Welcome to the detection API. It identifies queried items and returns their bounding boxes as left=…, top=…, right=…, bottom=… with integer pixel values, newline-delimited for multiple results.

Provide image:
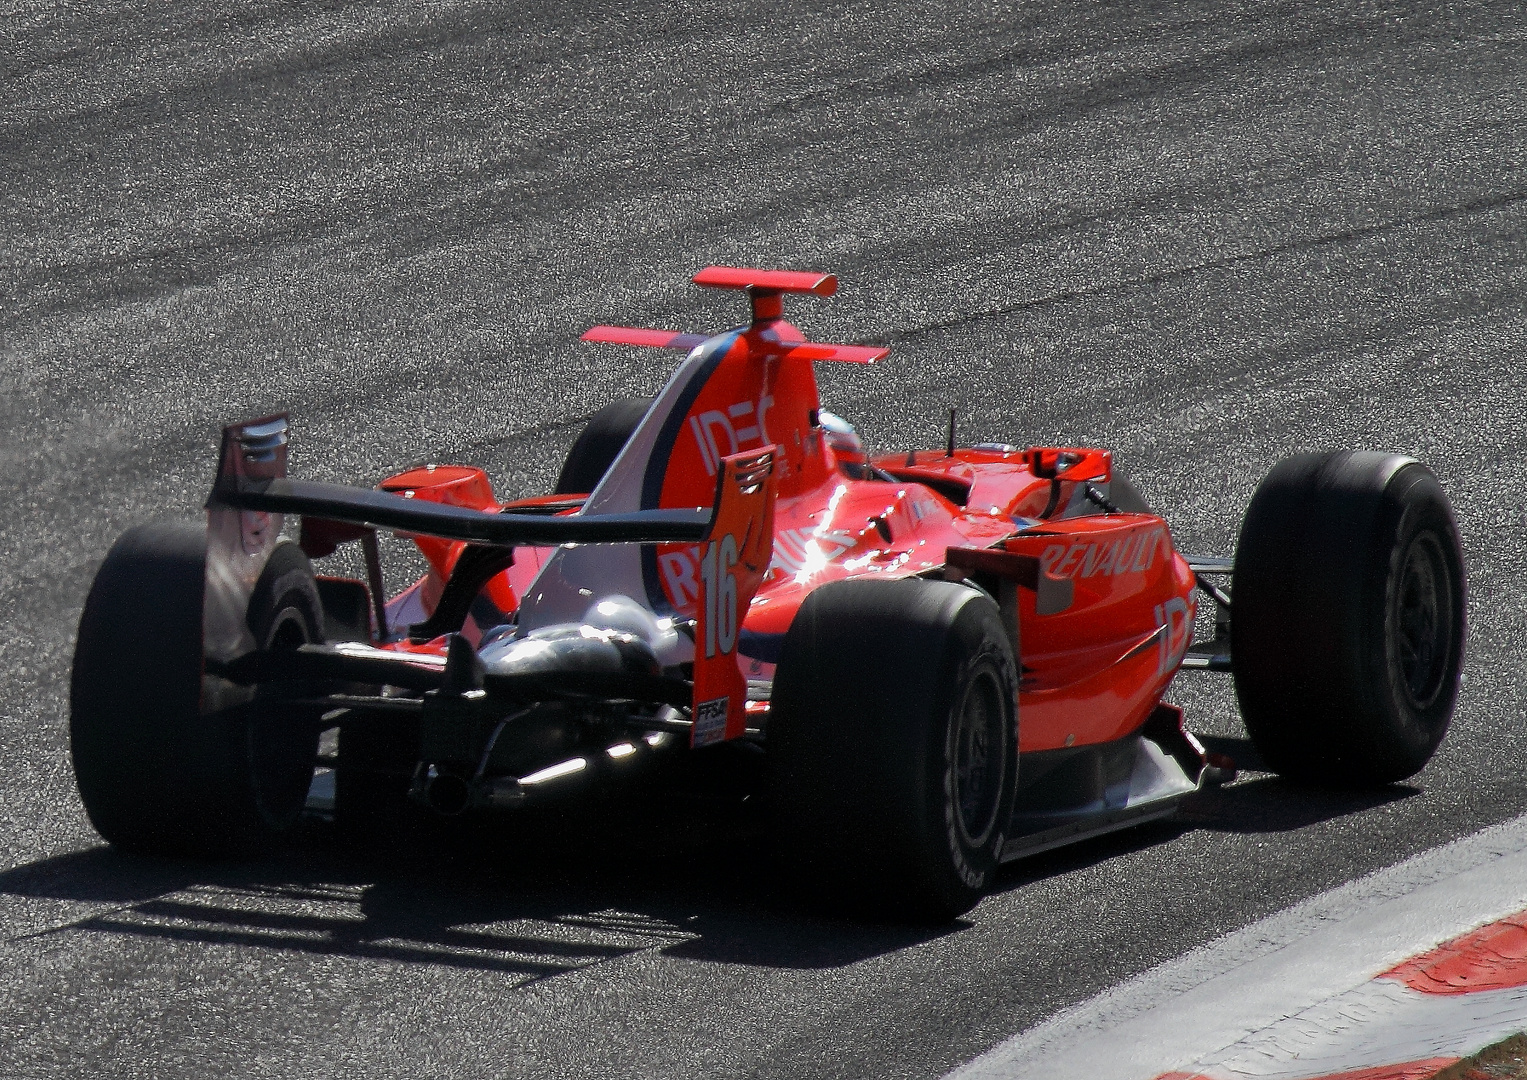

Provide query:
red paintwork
left=367, top=267, right=1200, bottom=757
left=1005, top=515, right=1196, bottom=750
left=582, top=326, right=707, bottom=352
left=1153, top=1067, right=1458, bottom=1080
left=1382, top=911, right=1527, bottom=995
left=692, top=266, right=837, bottom=295
left=375, top=464, right=529, bottom=636
left=778, top=340, right=888, bottom=364
left=690, top=449, right=778, bottom=743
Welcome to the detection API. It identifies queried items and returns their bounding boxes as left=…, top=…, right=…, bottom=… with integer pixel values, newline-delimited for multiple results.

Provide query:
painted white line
left=947, top=811, right=1527, bottom=1080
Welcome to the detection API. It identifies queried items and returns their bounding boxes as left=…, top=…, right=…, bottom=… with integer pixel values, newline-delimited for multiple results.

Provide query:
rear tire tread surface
left=553, top=395, right=654, bottom=495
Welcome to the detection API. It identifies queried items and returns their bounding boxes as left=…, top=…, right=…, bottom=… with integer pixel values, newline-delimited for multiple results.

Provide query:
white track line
left=948, top=811, right=1527, bottom=1080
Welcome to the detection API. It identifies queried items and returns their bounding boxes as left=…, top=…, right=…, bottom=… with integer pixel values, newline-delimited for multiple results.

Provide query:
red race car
left=70, top=267, right=1467, bottom=920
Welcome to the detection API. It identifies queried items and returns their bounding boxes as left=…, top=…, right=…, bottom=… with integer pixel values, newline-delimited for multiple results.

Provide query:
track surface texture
left=2, top=2, right=1525, bottom=1078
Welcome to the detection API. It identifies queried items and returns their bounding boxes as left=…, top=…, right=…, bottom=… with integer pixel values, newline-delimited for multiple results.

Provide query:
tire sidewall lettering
left=939, top=628, right=1016, bottom=893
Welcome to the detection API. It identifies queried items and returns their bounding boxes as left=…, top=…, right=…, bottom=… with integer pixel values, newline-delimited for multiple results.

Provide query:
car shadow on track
left=0, top=765, right=1416, bottom=982
left=987, top=766, right=1420, bottom=894
left=0, top=797, right=957, bottom=983
left=1179, top=773, right=1421, bottom=833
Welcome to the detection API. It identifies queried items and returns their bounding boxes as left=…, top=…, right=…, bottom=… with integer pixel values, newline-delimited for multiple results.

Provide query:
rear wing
left=208, top=416, right=710, bottom=547
left=201, top=415, right=777, bottom=746
left=202, top=414, right=721, bottom=662
left=582, top=264, right=890, bottom=365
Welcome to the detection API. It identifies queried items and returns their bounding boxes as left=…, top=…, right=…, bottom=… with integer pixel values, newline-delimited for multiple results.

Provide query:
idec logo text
left=688, top=396, right=773, bottom=476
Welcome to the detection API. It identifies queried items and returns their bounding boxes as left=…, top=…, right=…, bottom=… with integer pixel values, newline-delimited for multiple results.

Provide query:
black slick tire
left=1233, top=452, right=1466, bottom=785
left=768, top=577, right=1019, bottom=922
left=333, top=715, right=422, bottom=842
left=1108, top=474, right=1151, bottom=514
left=553, top=395, right=653, bottom=495
left=70, top=524, right=324, bottom=855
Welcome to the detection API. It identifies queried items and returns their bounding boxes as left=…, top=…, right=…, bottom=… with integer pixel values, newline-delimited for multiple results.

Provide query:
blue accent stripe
left=639, top=331, right=742, bottom=615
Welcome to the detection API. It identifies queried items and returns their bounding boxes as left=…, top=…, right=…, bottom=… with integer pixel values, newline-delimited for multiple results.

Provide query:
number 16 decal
left=691, top=448, right=776, bottom=748
left=699, top=533, right=739, bottom=659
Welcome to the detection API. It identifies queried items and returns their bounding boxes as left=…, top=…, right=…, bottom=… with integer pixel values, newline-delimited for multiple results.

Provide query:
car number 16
left=700, top=533, right=739, bottom=658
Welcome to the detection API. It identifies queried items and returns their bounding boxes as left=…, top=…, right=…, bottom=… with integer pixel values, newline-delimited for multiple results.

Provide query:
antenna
left=946, top=408, right=956, bottom=457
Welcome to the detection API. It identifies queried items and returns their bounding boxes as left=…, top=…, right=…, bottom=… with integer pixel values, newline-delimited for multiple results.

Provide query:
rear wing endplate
left=690, top=447, right=777, bottom=746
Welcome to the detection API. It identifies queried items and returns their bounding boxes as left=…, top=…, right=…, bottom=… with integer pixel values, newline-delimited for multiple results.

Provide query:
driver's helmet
left=819, top=410, right=867, bottom=477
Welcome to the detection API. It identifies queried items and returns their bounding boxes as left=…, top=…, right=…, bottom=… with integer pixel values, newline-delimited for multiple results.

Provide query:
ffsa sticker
left=692, top=696, right=729, bottom=746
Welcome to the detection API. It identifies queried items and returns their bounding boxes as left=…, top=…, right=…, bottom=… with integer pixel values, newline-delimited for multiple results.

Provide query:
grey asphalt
left=2, top=1, right=1524, bottom=1077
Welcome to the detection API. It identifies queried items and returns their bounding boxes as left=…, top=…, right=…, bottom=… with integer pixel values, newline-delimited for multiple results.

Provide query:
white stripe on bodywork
left=517, top=333, right=738, bottom=632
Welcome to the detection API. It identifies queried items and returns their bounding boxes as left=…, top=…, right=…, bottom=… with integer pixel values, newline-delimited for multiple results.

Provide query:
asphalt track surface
left=2, top=2, right=1524, bottom=1077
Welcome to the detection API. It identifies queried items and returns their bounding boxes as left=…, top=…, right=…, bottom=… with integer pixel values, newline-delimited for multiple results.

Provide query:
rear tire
left=768, top=578, right=1018, bottom=921
left=553, top=395, right=653, bottom=495
left=1108, top=474, right=1151, bottom=514
left=71, top=524, right=324, bottom=855
left=1233, top=452, right=1465, bottom=785
left=334, top=716, right=422, bottom=841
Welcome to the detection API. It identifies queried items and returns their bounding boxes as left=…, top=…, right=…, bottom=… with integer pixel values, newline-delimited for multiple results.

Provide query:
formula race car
left=70, top=267, right=1467, bottom=920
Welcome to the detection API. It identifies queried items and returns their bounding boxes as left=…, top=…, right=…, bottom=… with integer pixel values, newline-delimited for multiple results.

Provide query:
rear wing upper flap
left=692, top=266, right=838, bottom=295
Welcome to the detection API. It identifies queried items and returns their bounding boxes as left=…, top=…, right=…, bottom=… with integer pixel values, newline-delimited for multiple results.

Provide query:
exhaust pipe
left=476, top=756, right=589, bottom=809
left=416, top=731, right=683, bottom=814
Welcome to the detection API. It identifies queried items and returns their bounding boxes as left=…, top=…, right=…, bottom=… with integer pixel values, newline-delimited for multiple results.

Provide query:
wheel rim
left=1389, top=531, right=1456, bottom=711
left=951, top=666, right=1006, bottom=849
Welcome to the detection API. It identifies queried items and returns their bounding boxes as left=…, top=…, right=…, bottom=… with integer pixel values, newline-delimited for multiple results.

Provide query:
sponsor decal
left=1040, top=525, right=1167, bottom=580
left=699, top=534, right=739, bottom=659
left=1155, top=596, right=1193, bottom=674
left=692, top=696, right=729, bottom=746
left=659, top=526, right=859, bottom=604
left=658, top=545, right=705, bottom=610
left=688, top=396, right=774, bottom=476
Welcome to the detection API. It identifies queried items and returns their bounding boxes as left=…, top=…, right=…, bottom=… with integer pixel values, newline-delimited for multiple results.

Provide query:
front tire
left=553, top=395, right=653, bottom=495
left=1233, top=452, right=1466, bottom=785
left=768, top=578, right=1018, bottom=921
left=71, top=524, right=323, bottom=854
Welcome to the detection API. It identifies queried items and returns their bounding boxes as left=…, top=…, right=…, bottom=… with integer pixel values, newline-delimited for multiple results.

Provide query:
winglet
left=581, top=326, right=709, bottom=353
left=581, top=269, right=889, bottom=362
left=692, top=266, right=837, bottom=296
left=780, top=341, right=889, bottom=365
